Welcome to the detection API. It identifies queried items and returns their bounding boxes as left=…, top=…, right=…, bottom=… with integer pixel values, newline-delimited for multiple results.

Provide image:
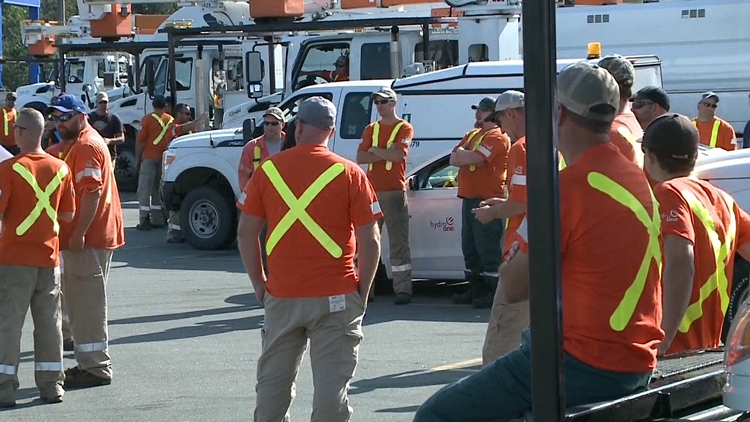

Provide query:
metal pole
left=523, top=0, right=565, bottom=421
left=265, top=36, right=276, bottom=93
left=168, top=33, right=178, bottom=102
left=58, top=46, right=66, bottom=92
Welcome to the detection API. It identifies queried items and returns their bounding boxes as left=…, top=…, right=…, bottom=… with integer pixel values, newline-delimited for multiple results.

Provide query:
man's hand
left=254, top=285, right=266, bottom=304
left=480, top=197, right=505, bottom=207
left=198, top=113, right=209, bottom=123
left=472, top=205, right=496, bottom=224
left=69, top=233, right=85, bottom=251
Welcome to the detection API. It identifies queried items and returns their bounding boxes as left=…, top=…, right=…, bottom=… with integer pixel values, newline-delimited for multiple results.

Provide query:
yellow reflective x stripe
left=253, top=145, right=261, bottom=171
left=466, top=129, right=489, bottom=172
left=151, top=114, right=174, bottom=145
left=12, top=162, right=69, bottom=236
left=692, top=120, right=721, bottom=148
left=2, top=109, right=12, bottom=136
left=370, top=121, right=406, bottom=171
left=587, top=172, right=662, bottom=332
left=262, top=161, right=345, bottom=258
left=678, top=190, right=735, bottom=332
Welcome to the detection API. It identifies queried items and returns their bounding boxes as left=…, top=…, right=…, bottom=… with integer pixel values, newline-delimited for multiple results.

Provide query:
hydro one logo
left=430, top=216, right=455, bottom=232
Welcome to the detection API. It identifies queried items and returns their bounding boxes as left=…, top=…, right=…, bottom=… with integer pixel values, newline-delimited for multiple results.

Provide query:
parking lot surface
left=5, top=193, right=491, bottom=422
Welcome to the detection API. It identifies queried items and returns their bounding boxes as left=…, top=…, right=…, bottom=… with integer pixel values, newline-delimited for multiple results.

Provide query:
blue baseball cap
left=46, top=94, right=87, bottom=114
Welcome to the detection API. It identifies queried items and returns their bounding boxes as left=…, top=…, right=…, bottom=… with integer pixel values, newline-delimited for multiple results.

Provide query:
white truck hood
left=169, top=128, right=244, bottom=149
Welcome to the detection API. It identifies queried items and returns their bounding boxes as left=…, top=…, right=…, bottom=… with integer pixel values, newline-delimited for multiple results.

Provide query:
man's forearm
left=238, top=233, right=266, bottom=291
left=105, top=134, right=125, bottom=145
left=356, top=151, right=381, bottom=164
left=660, top=264, right=695, bottom=353
left=356, top=224, right=381, bottom=299
left=452, top=149, right=484, bottom=167
left=135, top=143, right=144, bottom=162
left=371, top=147, right=406, bottom=163
left=73, top=191, right=101, bottom=237
left=491, top=200, right=526, bottom=220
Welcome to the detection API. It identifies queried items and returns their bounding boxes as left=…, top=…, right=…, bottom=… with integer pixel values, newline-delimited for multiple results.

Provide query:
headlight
left=162, top=150, right=176, bottom=175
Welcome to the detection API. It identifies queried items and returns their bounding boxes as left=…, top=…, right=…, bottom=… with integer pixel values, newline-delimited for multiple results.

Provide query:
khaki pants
left=59, top=255, right=73, bottom=341
left=255, top=292, right=365, bottom=422
left=137, top=158, right=165, bottom=225
left=377, top=190, right=412, bottom=295
left=0, top=265, right=64, bottom=401
left=166, top=211, right=183, bottom=240
left=481, top=277, right=530, bottom=365
left=61, top=249, right=113, bottom=379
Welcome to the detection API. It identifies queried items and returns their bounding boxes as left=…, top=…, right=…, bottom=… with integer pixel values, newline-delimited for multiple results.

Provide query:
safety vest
left=678, top=189, right=736, bottom=333
left=262, top=160, right=345, bottom=258
left=587, top=172, right=662, bottom=332
left=693, top=119, right=721, bottom=148
left=3, top=109, right=14, bottom=137
left=11, top=162, right=69, bottom=236
left=370, top=121, right=406, bottom=171
left=253, top=145, right=263, bottom=171
left=151, top=114, right=174, bottom=146
left=464, top=129, right=491, bottom=172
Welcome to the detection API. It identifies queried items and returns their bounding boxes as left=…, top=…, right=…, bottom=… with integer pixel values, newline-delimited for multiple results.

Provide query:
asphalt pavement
left=5, top=193, right=491, bottom=422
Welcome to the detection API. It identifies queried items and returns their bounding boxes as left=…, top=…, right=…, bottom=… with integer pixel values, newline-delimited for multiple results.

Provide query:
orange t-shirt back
left=609, top=111, right=643, bottom=165
left=358, top=120, right=414, bottom=192
left=1, top=107, right=17, bottom=148
left=239, top=144, right=382, bottom=298
left=655, top=177, right=750, bottom=354
left=454, top=127, right=510, bottom=200
left=518, top=142, right=664, bottom=373
left=0, top=153, right=76, bottom=267
left=503, top=136, right=528, bottom=257
left=694, top=117, right=736, bottom=151
left=137, top=112, right=174, bottom=160
left=60, top=124, right=124, bottom=250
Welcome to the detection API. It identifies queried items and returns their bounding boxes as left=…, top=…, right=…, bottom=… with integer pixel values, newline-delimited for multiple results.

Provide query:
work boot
left=452, top=273, right=481, bottom=304
left=63, top=366, right=111, bottom=390
left=136, top=220, right=152, bottom=231
left=394, top=292, right=412, bottom=305
left=473, top=275, right=499, bottom=309
left=39, top=383, right=64, bottom=404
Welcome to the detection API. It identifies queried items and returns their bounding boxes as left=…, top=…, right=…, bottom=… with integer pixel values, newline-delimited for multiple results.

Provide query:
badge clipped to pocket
left=329, top=294, right=346, bottom=313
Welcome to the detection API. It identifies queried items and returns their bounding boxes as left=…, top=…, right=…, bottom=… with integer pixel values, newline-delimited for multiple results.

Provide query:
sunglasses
left=52, top=113, right=76, bottom=123
left=263, top=121, right=280, bottom=126
left=631, top=100, right=654, bottom=110
left=373, top=99, right=391, bottom=105
left=701, top=102, right=718, bottom=109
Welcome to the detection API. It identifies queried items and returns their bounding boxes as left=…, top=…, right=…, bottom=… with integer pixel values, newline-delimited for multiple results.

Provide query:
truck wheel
left=180, top=186, right=237, bottom=250
left=722, top=254, right=750, bottom=343
left=114, top=149, right=138, bottom=192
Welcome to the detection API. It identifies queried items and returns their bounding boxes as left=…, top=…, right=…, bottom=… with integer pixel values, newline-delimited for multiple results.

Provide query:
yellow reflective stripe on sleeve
left=253, top=145, right=261, bottom=171
left=468, top=130, right=490, bottom=172
left=262, top=160, right=345, bottom=258
left=370, top=121, right=406, bottom=171
left=2, top=109, right=12, bottom=136
left=678, top=190, right=735, bottom=333
left=151, top=114, right=174, bottom=145
left=12, top=162, right=69, bottom=236
left=587, top=172, right=662, bottom=332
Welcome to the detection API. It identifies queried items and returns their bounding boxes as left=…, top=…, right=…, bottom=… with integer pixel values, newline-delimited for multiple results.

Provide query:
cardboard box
left=249, top=0, right=305, bottom=18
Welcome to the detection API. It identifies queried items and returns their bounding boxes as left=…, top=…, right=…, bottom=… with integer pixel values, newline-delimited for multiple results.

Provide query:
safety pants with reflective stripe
left=167, top=210, right=183, bottom=241
left=378, top=190, right=413, bottom=295
left=61, top=248, right=114, bottom=380
left=137, top=158, right=165, bottom=225
left=370, top=121, right=406, bottom=171
left=0, top=265, right=64, bottom=400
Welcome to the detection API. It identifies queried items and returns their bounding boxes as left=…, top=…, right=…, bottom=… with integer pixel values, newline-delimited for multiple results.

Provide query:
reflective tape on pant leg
left=169, top=224, right=181, bottom=231
left=392, top=264, right=412, bottom=272
left=35, top=362, right=63, bottom=371
left=150, top=205, right=162, bottom=210
left=0, top=364, right=17, bottom=375
left=139, top=206, right=151, bottom=211
left=76, top=342, right=108, bottom=353
left=481, top=272, right=499, bottom=278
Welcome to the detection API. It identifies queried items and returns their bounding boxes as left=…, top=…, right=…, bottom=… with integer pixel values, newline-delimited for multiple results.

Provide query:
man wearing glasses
left=239, top=107, right=286, bottom=190
left=1, top=93, right=19, bottom=156
left=693, top=91, right=736, bottom=151
left=631, top=86, right=671, bottom=131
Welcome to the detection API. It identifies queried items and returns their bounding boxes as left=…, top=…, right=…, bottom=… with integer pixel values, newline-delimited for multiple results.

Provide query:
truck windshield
left=65, top=61, right=86, bottom=84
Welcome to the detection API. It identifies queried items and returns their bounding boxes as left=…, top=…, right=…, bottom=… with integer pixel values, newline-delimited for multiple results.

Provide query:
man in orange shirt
left=357, top=87, right=414, bottom=305
left=0, top=108, right=75, bottom=407
left=136, top=95, right=173, bottom=230
left=632, top=86, right=671, bottom=130
left=472, top=91, right=532, bottom=363
left=449, top=97, right=510, bottom=309
left=598, top=54, right=644, bottom=166
left=415, top=61, right=664, bottom=421
left=643, top=114, right=750, bottom=356
left=693, top=92, right=737, bottom=151
left=237, top=97, right=381, bottom=421
left=238, top=107, right=286, bottom=190
left=48, top=94, right=125, bottom=390
left=1, top=93, right=18, bottom=156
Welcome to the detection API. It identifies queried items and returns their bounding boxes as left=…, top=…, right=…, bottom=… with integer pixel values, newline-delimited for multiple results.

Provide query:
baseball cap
left=6, top=92, right=17, bottom=101
left=598, top=54, right=635, bottom=87
left=642, top=114, right=698, bottom=162
left=297, top=96, right=336, bottom=130
left=557, top=61, right=619, bottom=123
left=152, top=95, right=167, bottom=109
left=46, top=93, right=87, bottom=114
left=494, top=90, right=525, bottom=112
left=701, top=91, right=719, bottom=102
left=95, top=92, right=109, bottom=103
left=263, top=107, right=284, bottom=121
left=471, top=97, right=496, bottom=111
left=633, top=86, right=670, bottom=111
left=372, top=87, right=397, bottom=102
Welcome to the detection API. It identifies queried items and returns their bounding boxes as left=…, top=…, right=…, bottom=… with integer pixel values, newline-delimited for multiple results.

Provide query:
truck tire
left=180, top=186, right=237, bottom=251
left=722, top=254, right=750, bottom=342
left=115, top=127, right=138, bottom=192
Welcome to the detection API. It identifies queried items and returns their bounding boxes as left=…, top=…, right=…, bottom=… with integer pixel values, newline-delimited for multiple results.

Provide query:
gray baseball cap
left=494, top=90, right=525, bottom=112
left=557, top=61, right=619, bottom=123
left=263, top=107, right=284, bottom=121
left=471, top=97, right=496, bottom=111
left=372, top=87, right=397, bottom=101
left=598, top=54, right=635, bottom=87
left=297, top=96, right=336, bottom=130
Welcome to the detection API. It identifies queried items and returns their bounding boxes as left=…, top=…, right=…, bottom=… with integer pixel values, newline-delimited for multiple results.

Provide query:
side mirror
left=126, top=65, right=134, bottom=89
left=408, top=175, right=419, bottom=191
left=245, top=51, right=264, bottom=99
left=242, top=118, right=256, bottom=144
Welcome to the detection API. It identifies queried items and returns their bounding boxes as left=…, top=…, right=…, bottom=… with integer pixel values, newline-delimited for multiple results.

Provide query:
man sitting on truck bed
left=414, top=61, right=664, bottom=422
left=643, top=114, right=750, bottom=356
